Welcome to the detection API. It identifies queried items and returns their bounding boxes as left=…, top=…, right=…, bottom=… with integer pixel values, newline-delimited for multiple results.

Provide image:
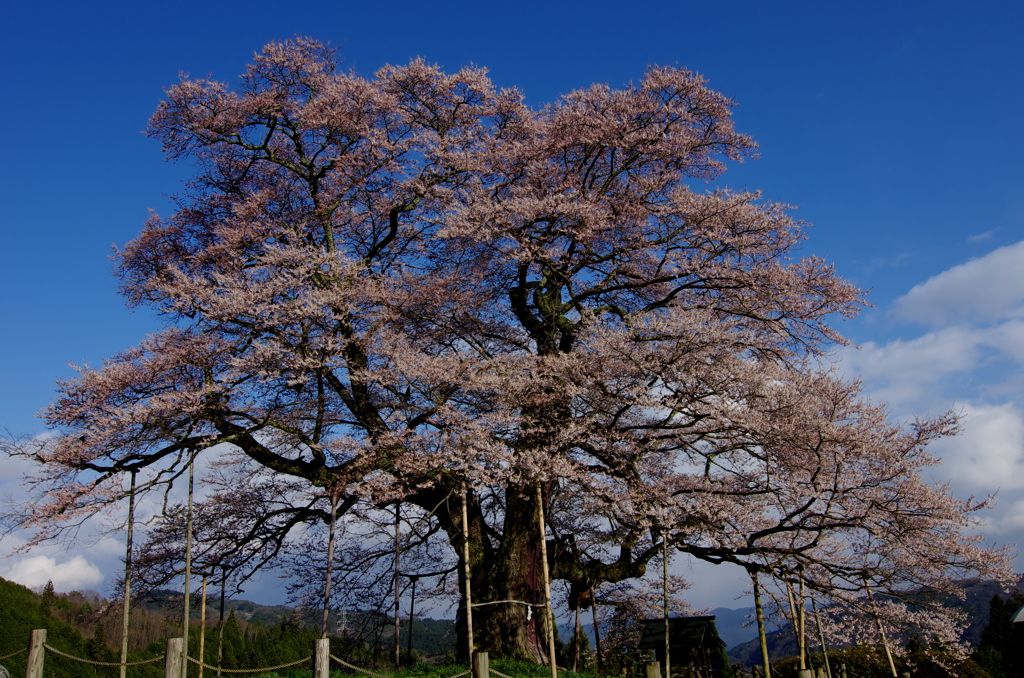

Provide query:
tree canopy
left=8, top=38, right=1011, bottom=662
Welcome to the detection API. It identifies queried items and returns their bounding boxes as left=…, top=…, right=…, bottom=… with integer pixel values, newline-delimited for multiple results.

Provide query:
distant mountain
left=707, top=607, right=785, bottom=649
left=136, top=588, right=297, bottom=626
left=724, top=576, right=1024, bottom=667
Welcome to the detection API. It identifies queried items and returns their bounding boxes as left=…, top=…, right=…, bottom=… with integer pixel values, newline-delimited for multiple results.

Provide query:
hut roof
left=637, top=616, right=726, bottom=653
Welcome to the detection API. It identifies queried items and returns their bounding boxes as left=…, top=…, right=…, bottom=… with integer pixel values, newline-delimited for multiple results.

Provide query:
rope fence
left=42, top=643, right=165, bottom=667
left=328, top=655, right=470, bottom=678
left=330, top=654, right=397, bottom=678
left=185, top=654, right=312, bottom=673
left=21, top=633, right=878, bottom=678
left=0, top=648, right=27, bottom=662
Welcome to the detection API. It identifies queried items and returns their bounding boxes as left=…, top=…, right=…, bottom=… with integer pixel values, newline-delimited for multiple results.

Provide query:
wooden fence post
left=314, top=637, right=330, bottom=678
left=25, top=629, right=46, bottom=678
left=166, top=638, right=184, bottom=678
left=472, top=651, right=489, bottom=678
left=645, top=660, right=662, bottom=678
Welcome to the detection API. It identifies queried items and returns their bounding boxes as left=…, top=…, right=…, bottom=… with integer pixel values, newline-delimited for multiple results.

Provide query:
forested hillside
left=0, top=576, right=456, bottom=676
left=0, top=576, right=107, bottom=678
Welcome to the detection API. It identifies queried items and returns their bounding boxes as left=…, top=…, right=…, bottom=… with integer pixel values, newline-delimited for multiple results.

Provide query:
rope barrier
left=42, top=644, right=164, bottom=667
left=490, top=667, right=566, bottom=678
left=329, top=654, right=397, bottom=678
left=184, top=654, right=312, bottom=673
left=324, top=657, right=470, bottom=678
left=0, top=648, right=27, bottom=662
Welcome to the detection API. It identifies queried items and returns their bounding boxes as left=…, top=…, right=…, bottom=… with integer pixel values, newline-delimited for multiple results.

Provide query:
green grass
left=211, top=656, right=604, bottom=678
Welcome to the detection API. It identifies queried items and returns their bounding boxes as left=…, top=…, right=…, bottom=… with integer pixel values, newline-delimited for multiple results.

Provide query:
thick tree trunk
left=435, top=482, right=554, bottom=662
left=448, top=486, right=550, bottom=662
left=478, top=488, right=549, bottom=661
left=425, top=476, right=654, bottom=664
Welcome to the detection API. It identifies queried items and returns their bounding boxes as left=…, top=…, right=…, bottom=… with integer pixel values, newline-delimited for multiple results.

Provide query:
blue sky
left=2, top=0, right=1023, bottom=611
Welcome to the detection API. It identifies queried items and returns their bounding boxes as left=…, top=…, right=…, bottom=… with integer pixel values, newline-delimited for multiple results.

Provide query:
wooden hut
left=637, top=616, right=729, bottom=678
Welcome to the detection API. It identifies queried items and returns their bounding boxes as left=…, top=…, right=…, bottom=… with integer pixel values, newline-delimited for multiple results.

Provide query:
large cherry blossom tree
left=9, top=38, right=1009, bottom=662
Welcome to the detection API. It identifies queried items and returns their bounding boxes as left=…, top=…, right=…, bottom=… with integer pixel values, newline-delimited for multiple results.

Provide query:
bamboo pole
left=663, top=537, right=671, bottom=678
left=322, top=490, right=339, bottom=638
left=811, top=598, right=832, bottom=678
left=591, top=588, right=604, bottom=675
left=864, top=582, right=897, bottom=678
left=217, top=569, right=226, bottom=678
left=536, top=483, right=558, bottom=678
left=198, top=577, right=207, bottom=678
left=183, top=457, right=195, bottom=678
left=393, top=503, right=402, bottom=669
left=407, top=576, right=417, bottom=663
left=751, top=571, right=771, bottom=678
left=120, top=470, right=137, bottom=678
left=794, top=577, right=802, bottom=671
left=461, top=482, right=475, bottom=667
left=785, top=581, right=804, bottom=671
left=572, top=599, right=581, bottom=673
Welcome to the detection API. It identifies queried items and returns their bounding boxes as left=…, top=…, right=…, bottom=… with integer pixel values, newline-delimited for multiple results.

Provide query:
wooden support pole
left=407, top=576, right=417, bottom=664
left=811, top=598, right=832, bottom=678
left=217, top=569, right=226, bottom=678
left=26, top=629, right=46, bottom=678
left=393, top=503, right=401, bottom=669
left=751, top=572, right=771, bottom=678
left=786, top=582, right=804, bottom=672
left=183, top=459, right=195, bottom=678
left=663, top=537, right=670, bottom=678
left=120, top=470, right=136, bottom=678
left=461, top=482, right=475, bottom=668
left=536, top=483, right=558, bottom=678
left=166, top=638, right=184, bottom=678
left=572, top=600, right=581, bottom=673
left=314, top=637, right=330, bottom=678
left=591, top=588, right=604, bottom=675
left=864, top=582, right=897, bottom=678
left=798, top=578, right=807, bottom=671
left=322, top=490, right=339, bottom=638
left=198, top=576, right=208, bottom=678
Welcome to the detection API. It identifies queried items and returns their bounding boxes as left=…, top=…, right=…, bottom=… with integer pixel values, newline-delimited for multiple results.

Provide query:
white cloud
left=968, top=229, right=999, bottom=243
left=839, top=326, right=981, bottom=407
left=976, top=495, right=1024, bottom=538
left=0, top=554, right=103, bottom=591
left=892, top=240, right=1024, bottom=327
left=836, top=245, right=1024, bottom=570
left=932, top=402, right=1024, bottom=492
left=986, top=319, right=1024, bottom=364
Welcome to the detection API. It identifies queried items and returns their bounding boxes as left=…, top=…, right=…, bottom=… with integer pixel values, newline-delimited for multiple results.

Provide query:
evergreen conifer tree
left=974, top=591, right=1024, bottom=678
